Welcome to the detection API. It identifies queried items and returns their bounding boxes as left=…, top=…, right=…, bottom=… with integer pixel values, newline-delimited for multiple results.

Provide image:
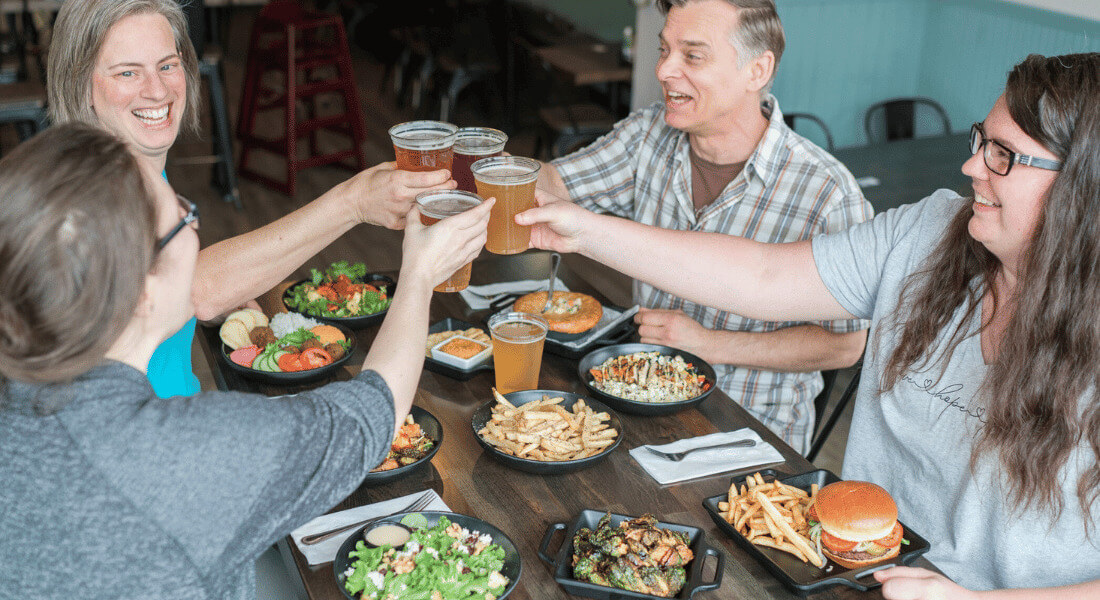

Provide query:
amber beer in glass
left=471, top=156, right=541, bottom=254
left=388, top=120, right=458, bottom=172
left=488, top=312, right=548, bottom=394
left=415, top=190, right=483, bottom=292
left=453, top=127, right=508, bottom=193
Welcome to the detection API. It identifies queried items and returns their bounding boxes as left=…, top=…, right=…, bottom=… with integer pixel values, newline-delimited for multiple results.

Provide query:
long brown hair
left=0, top=124, right=156, bottom=386
left=882, top=53, right=1100, bottom=529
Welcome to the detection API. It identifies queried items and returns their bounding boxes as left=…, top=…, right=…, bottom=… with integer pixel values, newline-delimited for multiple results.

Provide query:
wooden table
left=535, top=42, right=632, bottom=119
left=833, top=133, right=971, bottom=213
left=198, top=251, right=931, bottom=600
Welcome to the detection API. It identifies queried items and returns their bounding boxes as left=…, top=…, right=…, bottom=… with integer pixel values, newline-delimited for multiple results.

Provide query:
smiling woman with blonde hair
left=46, top=0, right=459, bottom=398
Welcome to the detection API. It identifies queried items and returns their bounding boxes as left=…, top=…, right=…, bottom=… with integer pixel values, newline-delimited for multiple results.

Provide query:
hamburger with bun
left=807, top=480, right=904, bottom=569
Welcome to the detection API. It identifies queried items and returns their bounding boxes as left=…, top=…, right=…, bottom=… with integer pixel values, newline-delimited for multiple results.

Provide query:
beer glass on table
left=488, top=312, right=548, bottom=394
left=415, top=190, right=483, bottom=293
left=471, top=156, right=540, bottom=255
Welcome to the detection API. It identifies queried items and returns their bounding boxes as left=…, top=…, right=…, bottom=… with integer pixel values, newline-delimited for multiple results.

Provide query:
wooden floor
left=170, top=8, right=852, bottom=475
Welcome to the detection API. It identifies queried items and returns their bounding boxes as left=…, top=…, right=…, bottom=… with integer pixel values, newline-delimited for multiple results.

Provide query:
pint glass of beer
left=488, top=312, right=548, bottom=393
left=453, top=127, right=507, bottom=193
left=415, top=190, right=483, bottom=292
left=389, top=120, right=458, bottom=172
left=471, top=156, right=540, bottom=255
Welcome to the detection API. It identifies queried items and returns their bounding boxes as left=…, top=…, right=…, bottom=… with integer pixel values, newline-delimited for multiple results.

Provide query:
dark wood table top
left=535, top=42, right=633, bottom=87
left=198, top=251, right=928, bottom=600
left=833, top=133, right=971, bottom=214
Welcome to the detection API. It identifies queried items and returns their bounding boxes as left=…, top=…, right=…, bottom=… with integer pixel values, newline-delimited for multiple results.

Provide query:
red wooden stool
left=236, top=0, right=367, bottom=196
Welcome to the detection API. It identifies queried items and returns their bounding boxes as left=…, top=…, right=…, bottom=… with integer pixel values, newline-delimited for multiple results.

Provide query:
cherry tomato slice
left=300, top=347, right=333, bottom=370
left=821, top=529, right=858, bottom=553
left=875, top=522, right=904, bottom=548
left=277, top=353, right=303, bottom=372
left=229, top=345, right=261, bottom=368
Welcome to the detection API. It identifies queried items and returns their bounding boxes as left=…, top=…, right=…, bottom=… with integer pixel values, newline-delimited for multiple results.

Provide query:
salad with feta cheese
left=343, top=515, right=511, bottom=600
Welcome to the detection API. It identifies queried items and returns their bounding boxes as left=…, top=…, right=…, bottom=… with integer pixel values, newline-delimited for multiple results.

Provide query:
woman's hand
left=400, top=199, right=493, bottom=290
left=875, top=567, right=979, bottom=600
left=345, top=162, right=456, bottom=229
left=515, top=188, right=596, bottom=254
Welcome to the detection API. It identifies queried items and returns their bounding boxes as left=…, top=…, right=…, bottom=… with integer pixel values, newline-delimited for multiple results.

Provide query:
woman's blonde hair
left=47, top=0, right=200, bottom=134
left=0, top=124, right=156, bottom=385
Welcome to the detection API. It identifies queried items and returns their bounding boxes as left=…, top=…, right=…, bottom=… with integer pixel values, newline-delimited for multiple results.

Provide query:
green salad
left=285, top=261, right=391, bottom=318
left=343, top=515, right=511, bottom=600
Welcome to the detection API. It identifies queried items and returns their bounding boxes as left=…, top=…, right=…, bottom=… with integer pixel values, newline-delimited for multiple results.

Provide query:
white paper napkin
left=459, top=279, right=569, bottom=310
left=630, top=428, right=785, bottom=485
left=290, top=489, right=450, bottom=565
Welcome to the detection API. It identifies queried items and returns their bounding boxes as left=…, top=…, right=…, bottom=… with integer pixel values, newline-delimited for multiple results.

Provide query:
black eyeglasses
left=156, top=194, right=199, bottom=250
left=969, top=122, right=1062, bottom=176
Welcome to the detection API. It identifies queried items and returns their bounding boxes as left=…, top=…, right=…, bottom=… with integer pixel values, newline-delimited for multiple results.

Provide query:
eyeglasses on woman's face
left=969, top=122, right=1063, bottom=177
left=156, top=194, right=199, bottom=250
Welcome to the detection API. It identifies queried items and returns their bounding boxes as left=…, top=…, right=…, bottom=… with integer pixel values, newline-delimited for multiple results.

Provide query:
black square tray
left=486, top=295, right=637, bottom=360
left=424, top=318, right=493, bottom=381
left=702, top=469, right=931, bottom=595
left=537, top=510, right=723, bottom=600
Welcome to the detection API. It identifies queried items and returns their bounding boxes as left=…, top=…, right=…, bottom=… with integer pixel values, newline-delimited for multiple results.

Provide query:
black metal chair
left=783, top=112, right=835, bottom=152
left=864, top=96, right=951, bottom=144
left=807, top=362, right=862, bottom=463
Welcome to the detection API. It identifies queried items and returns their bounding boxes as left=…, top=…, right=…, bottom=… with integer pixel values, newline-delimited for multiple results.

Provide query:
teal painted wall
left=768, top=0, right=1100, bottom=147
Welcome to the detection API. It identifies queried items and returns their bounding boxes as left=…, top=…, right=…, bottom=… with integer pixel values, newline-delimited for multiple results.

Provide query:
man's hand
left=345, top=162, right=456, bottom=229
left=517, top=188, right=594, bottom=254
left=875, top=567, right=979, bottom=600
left=634, top=308, right=715, bottom=362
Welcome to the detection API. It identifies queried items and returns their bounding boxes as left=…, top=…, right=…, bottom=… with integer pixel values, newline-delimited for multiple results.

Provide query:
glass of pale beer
left=471, top=156, right=540, bottom=255
left=415, top=190, right=483, bottom=292
left=487, top=312, right=548, bottom=393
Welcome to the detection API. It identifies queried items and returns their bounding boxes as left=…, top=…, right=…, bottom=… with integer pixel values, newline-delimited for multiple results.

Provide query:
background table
left=833, top=133, right=971, bottom=213
left=198, top=251, right=932, bottom=600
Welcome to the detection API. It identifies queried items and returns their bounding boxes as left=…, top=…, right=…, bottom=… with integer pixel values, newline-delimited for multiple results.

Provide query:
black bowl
left=471, top=390, right=623, bottom=474
left=334, top=511, right=522, bottom=600
left=577, top=343, right=717, bottom=416
left=219, top=322, right=355, bottom=385
left=360, top=405, right=443, bottom=486
left=282, top=274, right=396, bottom=329
left=537, top=510, right=723, bottom=600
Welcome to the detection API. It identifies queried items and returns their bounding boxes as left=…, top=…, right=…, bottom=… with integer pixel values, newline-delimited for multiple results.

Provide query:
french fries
left=716, top=472, right=825, bottom=568
left=477, top=389, right=618, bottom=461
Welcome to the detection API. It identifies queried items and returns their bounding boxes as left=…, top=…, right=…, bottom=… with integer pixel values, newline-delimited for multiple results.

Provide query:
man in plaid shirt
left=536, top=0, right=872, bottom=453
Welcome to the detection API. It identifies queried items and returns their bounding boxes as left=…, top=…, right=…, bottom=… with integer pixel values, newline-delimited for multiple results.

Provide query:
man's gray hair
left=657, top=0, right=785, bottom=91
left=47, top=0, right=200, bottom=134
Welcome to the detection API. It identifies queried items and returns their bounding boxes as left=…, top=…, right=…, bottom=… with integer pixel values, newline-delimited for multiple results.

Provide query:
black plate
left=702, top=469, right=932, bottom=595
left=424, top=318, right=494, bottom=381
left=219, top=322, right=355, bottom=385
left=487, top=296, right=638, bottom=360
left=577, top=343, right=717, bottom=416
left=537, top=510, right=723, bottom=600
left=360, top=406, right=443, bottom=486
left=334, top=511, right=522, bottom=600
left=471, top=390, right=623, bottom=474
left=282, top=274, right=395, bottom=329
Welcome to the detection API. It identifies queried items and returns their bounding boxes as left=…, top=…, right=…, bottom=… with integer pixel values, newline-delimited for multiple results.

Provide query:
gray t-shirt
left=813, top=189, right=1100, bottom=590
left=0, top=361, right=395, bottom=599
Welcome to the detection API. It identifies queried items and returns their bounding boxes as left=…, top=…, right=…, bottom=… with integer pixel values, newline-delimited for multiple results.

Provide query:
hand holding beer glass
left=488, top=312, right=548, bottom=393
left=415, top=190, right=484, bottom=293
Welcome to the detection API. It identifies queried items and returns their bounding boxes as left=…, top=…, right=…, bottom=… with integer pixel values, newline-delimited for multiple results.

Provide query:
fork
left=644, top=439, right=757, bottom=462
left=300, top=491, right=436, bottom=545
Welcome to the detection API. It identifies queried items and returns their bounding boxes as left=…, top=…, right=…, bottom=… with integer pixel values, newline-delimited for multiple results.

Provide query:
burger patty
left=826, top=547, right=893, bottom=562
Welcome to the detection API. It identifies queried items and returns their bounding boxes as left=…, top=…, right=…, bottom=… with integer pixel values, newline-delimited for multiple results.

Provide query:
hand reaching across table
left=345, top=162, right=456, bottom=230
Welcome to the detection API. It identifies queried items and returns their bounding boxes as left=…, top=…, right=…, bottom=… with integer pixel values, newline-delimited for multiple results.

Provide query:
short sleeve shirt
left=552, top=97, right=873, bottom=453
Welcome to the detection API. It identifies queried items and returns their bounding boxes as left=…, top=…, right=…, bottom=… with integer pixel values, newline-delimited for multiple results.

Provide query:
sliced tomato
left=806, top=505, right=818, bottom=522
left=277, top=352, right=303, bottom=372
left=874, top=522, right=904, bottom=548
left=300, top=347, right=333, bottom=370
left=229, top=345, right=261, bottom=368
left=820, top=529, right=858, bottom=553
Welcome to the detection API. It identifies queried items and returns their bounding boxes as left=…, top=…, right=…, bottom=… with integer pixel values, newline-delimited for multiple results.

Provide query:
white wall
left=631, top=4, right=665, bottom=111
left=1001, top=0, right=1100, bottom=21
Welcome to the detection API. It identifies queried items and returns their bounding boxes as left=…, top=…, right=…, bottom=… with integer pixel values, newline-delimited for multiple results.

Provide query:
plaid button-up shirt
left=552, top=97, right=872, bottom=453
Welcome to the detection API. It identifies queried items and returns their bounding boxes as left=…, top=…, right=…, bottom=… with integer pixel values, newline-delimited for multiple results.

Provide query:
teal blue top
left=148, top=170, right=200, bottom=398
left=148, top=318, right=200, bottom=397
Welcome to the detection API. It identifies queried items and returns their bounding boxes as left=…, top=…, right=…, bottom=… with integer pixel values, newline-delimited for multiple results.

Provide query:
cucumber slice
left=400, top=513, right=428, bottom=530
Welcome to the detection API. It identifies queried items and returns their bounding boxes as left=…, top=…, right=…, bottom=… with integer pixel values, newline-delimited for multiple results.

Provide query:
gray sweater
left=0, top=361, right=395, bottom=599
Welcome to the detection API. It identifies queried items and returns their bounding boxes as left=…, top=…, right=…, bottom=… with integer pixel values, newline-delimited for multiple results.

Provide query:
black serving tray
left=487, top=295, right=638, bottom=360
left=283, top=274, right=395, bottom=329
left=471, top=390, right=623, bottom=474
left=334, top=511, right=522, bottom=600
left=537, top=510, right=723, bottom=600
left=424, top=318, right=494, bottom=381
left=219, top=322, right=356, bottom=385
left=702, top=469, right=931, bottom=595
left=360, top=405, right=443, bottom=486
left=577, top=343, right=717, bottom=416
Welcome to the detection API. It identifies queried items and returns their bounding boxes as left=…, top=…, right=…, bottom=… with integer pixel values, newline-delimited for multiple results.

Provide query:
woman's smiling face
left=90, top=13, right=185, bottom=163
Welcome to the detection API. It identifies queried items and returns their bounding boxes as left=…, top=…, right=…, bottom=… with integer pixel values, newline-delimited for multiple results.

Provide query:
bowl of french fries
left=472, top=389, right=623, bottom=474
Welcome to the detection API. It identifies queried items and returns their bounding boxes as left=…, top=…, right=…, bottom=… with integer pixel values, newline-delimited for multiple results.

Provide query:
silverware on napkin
left=644, top=439, right=757, bottom=462
left=299, top=491, right=435, bottom=546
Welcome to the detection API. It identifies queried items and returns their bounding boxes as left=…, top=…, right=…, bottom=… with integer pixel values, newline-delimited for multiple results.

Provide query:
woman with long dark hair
left=520, top=53, right=1100, bottom=597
